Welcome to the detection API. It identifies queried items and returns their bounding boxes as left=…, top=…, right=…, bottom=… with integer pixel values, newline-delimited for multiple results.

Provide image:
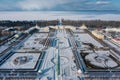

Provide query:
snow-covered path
left=40, top=29, right=78, bottom=80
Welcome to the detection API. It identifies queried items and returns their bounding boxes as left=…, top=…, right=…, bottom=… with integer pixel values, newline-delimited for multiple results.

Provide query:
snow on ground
left=39, top=47, right=57, bottom=80
left=40, top=29, right=78, bottom=80
left=34, top=33, right=48, bottom=38
left=20, top=33, right=48, bottom=50
left=0, top=11, right=120, bottom=21
left=22, top=39, right=43, bottom=50
left=56, top=30, right=69, bottom=48
left=73, top=29, right=85, bottom=33
left=0, top=45, right=8, bottom=53
left=0, top=53, right=40, bottom=69
left=0, top=32, right=48, bottom=69
left=104, top=40, right=120, bottom=52
left=85, top=51, right=118, bottom=68
left=56, top=30, right=78, bottom=79
left=75, top=33, right=103, bottom=47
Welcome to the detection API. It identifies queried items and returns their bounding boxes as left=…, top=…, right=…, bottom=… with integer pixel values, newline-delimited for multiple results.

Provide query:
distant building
left=80, top=24, right=87, bottom=29
left=65, top=26, right=76, bottom=30
left=92, top=30, right=104, bottom=39
left=112, top=38, right=120, bottom=45
left=105, top=28, right=120, bottom=32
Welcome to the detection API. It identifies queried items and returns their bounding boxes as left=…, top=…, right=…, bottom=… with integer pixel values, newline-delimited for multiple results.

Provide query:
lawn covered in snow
left=0, top=53, right=40, bottom=69
left=75, top=33, right=103, bottom=47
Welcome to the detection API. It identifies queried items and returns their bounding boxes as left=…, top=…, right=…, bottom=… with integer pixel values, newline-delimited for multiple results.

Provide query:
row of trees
left=62, top=20, right=120, bottom=28
left=0, top=20, right=59, bottom=28
left=0, top=20, right=120, bottom=28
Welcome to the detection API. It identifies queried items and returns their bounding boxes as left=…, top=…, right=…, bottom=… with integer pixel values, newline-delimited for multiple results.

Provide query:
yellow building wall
left=92, top=31, right=104, bottom=39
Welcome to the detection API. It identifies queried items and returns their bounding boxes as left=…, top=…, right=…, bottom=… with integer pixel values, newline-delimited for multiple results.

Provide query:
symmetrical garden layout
left=0, top=25, right=120, bottom=80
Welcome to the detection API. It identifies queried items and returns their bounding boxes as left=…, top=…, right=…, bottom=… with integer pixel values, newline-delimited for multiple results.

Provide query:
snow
left=104, top=40, right=120, bottom=52
left=85, top=51, right=118, bottom=68
left=106, top=60, right=118, bottom=68
left=56, top=30, right=69, bottom=48
left=0, top=11, right=120, bottom=21
left=20, top=33, right=48, bottom=50
left=0, top=32, right=48, bottom=69
left=39, top=29, right=78, bottom=79
left=2, top=26, right=120, bottom=79
left=0, top=53, right=40, bottom=69
left=73, top=29, right=85, bottom=33
left=75, top=33, right=103, bottom=47
left=0, top=45, right=8, bottom=53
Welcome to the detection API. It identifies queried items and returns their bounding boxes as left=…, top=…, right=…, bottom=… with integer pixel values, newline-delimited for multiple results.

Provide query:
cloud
left=96, top=1, right=111, bottom=5
left=18, top=0, right=71, bottom=10
left=0, top=0, right=118, bottom=11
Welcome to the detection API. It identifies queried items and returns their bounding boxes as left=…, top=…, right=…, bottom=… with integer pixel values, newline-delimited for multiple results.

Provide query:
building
left=80, top=24, right=88, bottom=30
left=92, top=30, right=104, bottom=39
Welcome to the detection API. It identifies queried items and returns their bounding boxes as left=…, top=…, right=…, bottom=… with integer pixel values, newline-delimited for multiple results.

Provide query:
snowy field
left=85, top=51, right=118, bottom=68
left=75, top=33, right=103, bottom=47
left=0, top=11, right=120, bottom=21
left=56, top=30, right=69, bottom=48
left=0, top=53, right=40, bottom=69
left=20, top=33, right=48, bottom=50
left=40, top=29, right=78, bottom=80
left=0, top=45, right=8, bottom=53
left=73, top=29, right=85, bottom=33
left=104, top=40, right=120, bottom=52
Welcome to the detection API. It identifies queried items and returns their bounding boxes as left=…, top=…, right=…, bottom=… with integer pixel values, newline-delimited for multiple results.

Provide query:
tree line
left=62, top=20, right=120, bottom=28
left=0, top=20, right=59, bottom=28
left=0, top=20, right=120, bottom=29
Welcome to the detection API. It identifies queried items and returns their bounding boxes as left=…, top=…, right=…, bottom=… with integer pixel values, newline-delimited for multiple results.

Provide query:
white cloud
left=18, top=0, right=71, bottom=10
left=96, top=1, right=111, bottom=5
left=0, top=0, right=114, bottom=11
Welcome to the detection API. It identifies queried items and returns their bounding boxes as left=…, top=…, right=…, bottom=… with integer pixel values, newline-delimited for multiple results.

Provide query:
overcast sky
left=0, top=0, right=120, bottom=11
